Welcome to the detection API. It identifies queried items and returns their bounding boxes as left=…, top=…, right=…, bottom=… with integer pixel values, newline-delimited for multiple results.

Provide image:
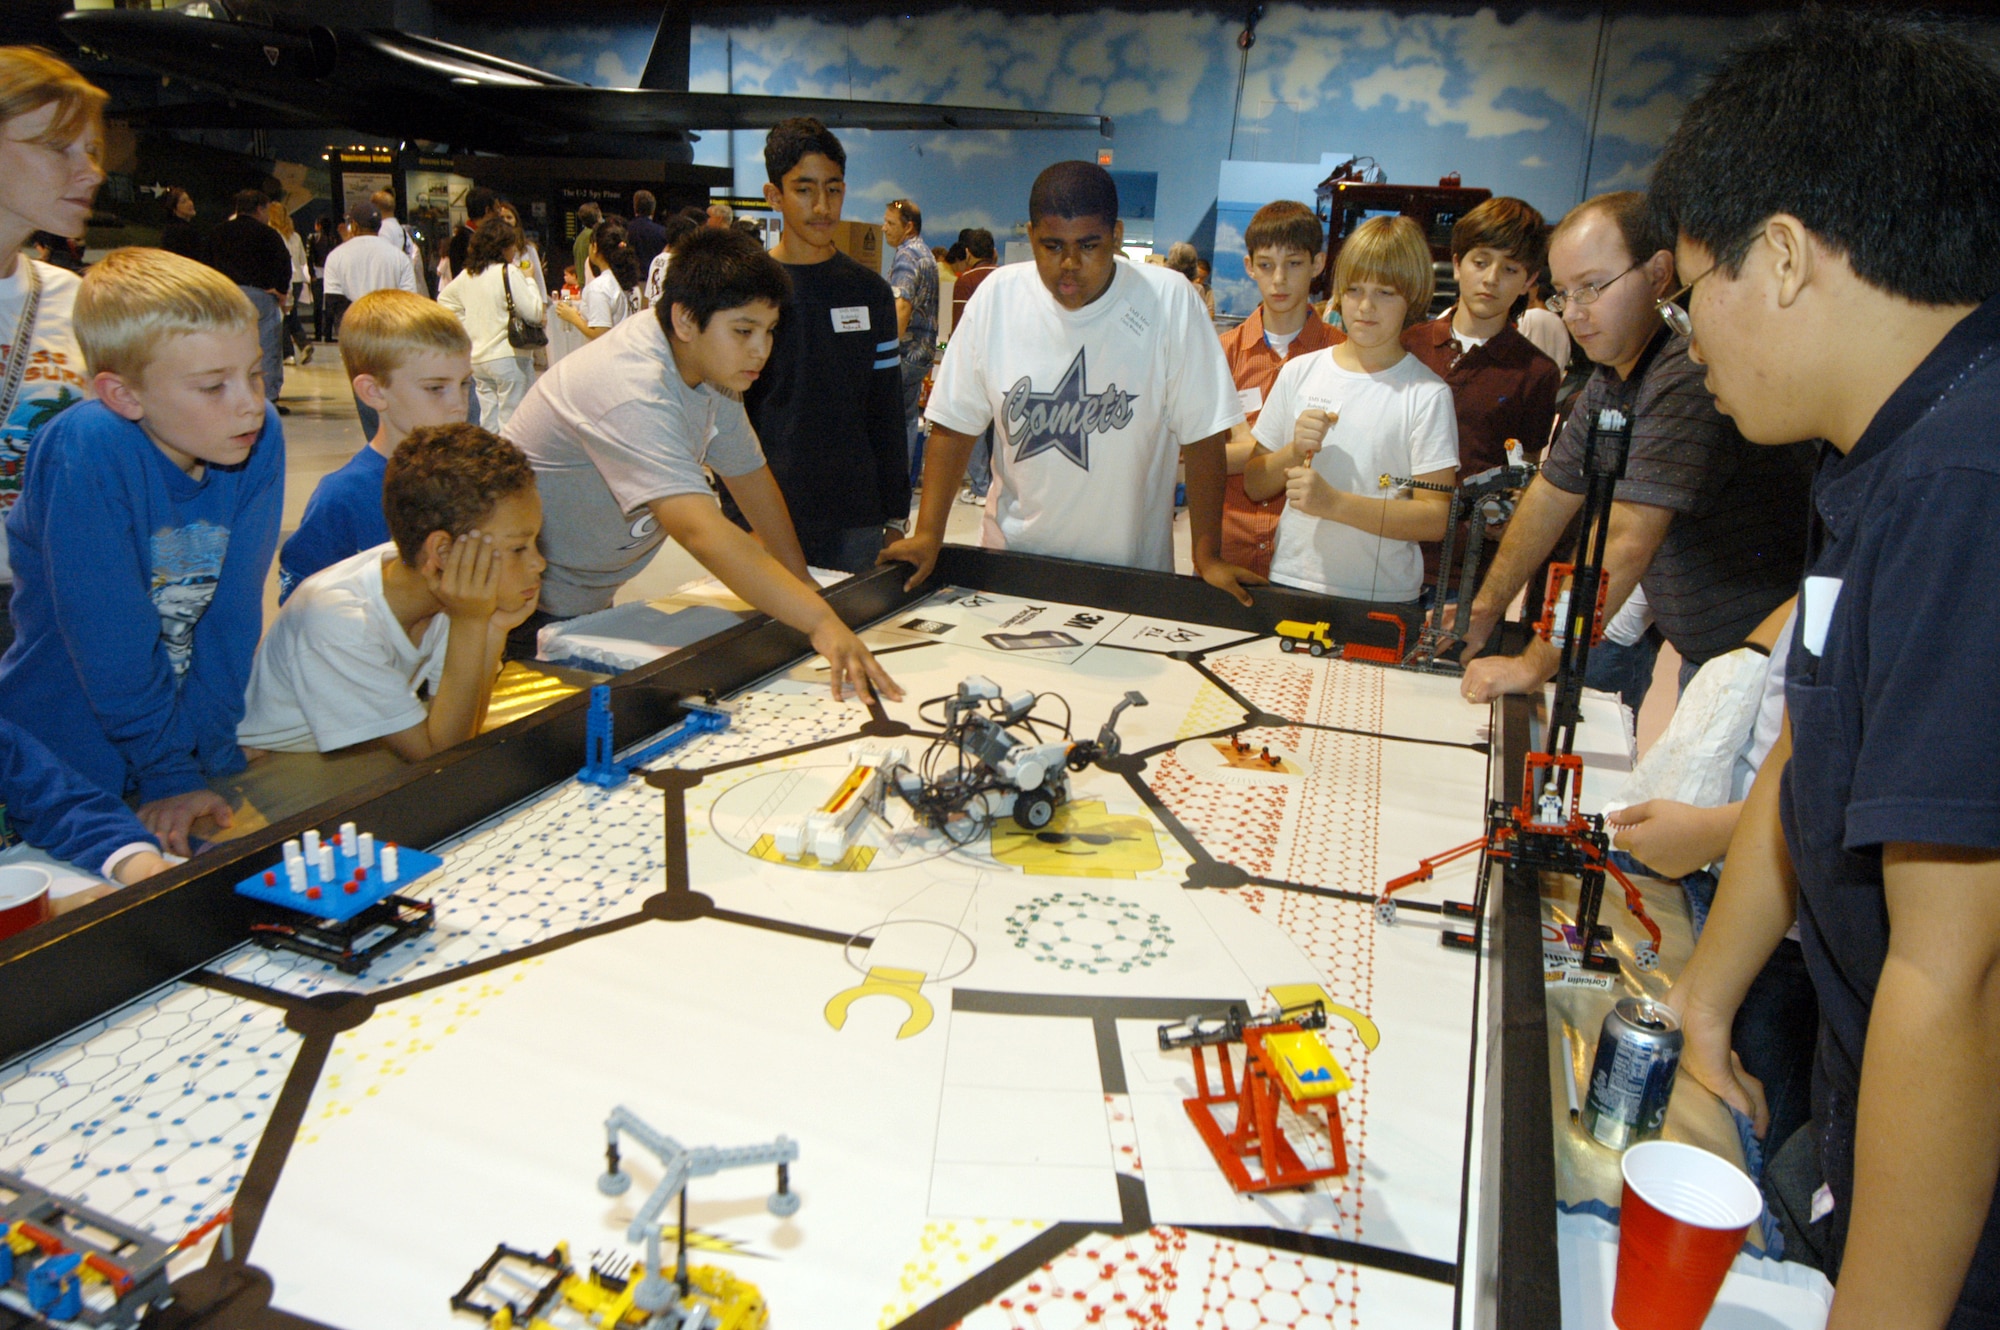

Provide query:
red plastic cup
left=1612, top=1141, right=1763, bottom=1330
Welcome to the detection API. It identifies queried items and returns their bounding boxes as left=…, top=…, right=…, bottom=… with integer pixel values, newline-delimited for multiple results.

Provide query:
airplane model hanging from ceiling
left=59, top=0, right=1111, bottom=161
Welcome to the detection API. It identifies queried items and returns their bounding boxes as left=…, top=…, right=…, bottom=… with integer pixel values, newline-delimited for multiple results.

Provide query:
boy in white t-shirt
left=1244, top=215, right=1459, bottom=602
left=239, top=424, right=545, bottom=759
left=881, top=161, right=1258, bottom=606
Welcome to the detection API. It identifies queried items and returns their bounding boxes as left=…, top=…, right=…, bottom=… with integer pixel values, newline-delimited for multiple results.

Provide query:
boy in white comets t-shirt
left=1246, top=215, right=1459, bottom=603
left=882, top=161, right=1259, bottom=607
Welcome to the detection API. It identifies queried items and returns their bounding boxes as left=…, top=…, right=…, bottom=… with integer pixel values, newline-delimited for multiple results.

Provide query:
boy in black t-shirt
left=1652, top=12, right=2000, bottom=1327
left=735, top=118, right=907, bottom=573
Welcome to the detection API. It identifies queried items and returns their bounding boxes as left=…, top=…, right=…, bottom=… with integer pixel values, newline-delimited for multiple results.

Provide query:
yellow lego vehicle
left=455, top=1241, right=767, bottom=1330
left=1274, top=619, right=1337, bottom=657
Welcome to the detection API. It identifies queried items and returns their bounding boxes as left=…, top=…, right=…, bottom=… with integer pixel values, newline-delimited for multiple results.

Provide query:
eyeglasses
left=1545, top=260, right=1641, bottom=316
left=1656, top=263, right=1718, bottom=338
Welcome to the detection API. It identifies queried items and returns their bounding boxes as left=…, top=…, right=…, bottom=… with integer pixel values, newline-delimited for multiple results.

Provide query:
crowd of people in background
left=3, top=13, right=2000, bottom=1322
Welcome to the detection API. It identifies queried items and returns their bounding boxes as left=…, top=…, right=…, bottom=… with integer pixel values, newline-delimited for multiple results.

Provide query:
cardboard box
left=833, top=220, right=883, bottom=272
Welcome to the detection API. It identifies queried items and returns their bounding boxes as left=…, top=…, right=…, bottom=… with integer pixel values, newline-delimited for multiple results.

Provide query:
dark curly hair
left=383, top=423, right=537, bottom=565
left=465, top=219, right=522, bottom=276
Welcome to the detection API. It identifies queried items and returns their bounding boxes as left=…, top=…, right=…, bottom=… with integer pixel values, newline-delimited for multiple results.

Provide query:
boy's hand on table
left=428, top=532, right=501, bottom=625
left=878, top=530, right=942, bottom=592
left=808, top=616, right=905, bottom=705
left=1195, top=554, right=1264, bottom=608
left=1460, top=638, right=1558, bottom=703
left=138, top=790, right=233, bottom=857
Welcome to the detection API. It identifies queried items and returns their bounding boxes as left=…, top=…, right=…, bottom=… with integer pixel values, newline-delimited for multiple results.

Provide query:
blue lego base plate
left=234, top=839, right=444, bottom=924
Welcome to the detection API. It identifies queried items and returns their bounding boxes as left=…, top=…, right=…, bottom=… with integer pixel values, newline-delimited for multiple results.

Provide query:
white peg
left=381, top=844, right=400, bottom=883
left=302, top=829, right=321, bottom=861
left=358, top=832, right=375, bottom=868
left=316, top=844, right=334, bottom=880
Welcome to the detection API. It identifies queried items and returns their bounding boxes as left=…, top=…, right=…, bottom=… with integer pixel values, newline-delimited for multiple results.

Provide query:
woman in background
left=158, top=186, right=203, bottom=259
left=269, top=203, right=312, bottom=364
left=439, top=218, right=544, bottom=434
left=555, top=216, right=639, bottom=341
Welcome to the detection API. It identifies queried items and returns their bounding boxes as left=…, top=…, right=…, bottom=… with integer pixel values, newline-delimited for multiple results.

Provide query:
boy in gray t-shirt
left=503, top=229, right=901, bottom=702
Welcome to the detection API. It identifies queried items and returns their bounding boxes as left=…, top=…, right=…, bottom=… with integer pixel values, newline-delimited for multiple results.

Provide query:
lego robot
left=883, top=677, right=1146, bottom=838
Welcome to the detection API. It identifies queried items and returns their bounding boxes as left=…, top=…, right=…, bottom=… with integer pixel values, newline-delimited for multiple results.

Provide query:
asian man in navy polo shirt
left=1651, top=11, right=2000, bottom=1328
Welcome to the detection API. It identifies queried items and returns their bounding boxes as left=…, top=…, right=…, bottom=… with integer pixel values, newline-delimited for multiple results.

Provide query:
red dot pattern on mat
left=983, top=1226, right=1361, bottom=1328
left=1149, top=654, right=1386, bottom=1250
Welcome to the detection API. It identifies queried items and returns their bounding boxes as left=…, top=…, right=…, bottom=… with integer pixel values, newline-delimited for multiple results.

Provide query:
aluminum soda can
left=1582, top=996, right=1682, bottom=1150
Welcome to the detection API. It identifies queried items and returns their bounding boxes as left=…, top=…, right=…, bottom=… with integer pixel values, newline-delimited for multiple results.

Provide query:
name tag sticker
left=831, top=306, right=871, bottom=333
left=1237, top=385, right=1264, bottom=416
left=1801, top=575, right=1842, bottom=656
left=1117, top=300, right=1150, bottom=338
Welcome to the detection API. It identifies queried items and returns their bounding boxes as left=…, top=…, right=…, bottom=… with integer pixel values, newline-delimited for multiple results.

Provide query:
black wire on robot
left=886, top=677, right=1147, bottom=841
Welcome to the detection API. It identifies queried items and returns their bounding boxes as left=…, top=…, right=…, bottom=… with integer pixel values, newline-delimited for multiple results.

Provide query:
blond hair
left=74, top=248, right=256, bottom=380
left=1332, top=215, right=1434, bottom=326
left=0, top=47, right=106, bottom=156
left=338, top=290, right=470, bottom=383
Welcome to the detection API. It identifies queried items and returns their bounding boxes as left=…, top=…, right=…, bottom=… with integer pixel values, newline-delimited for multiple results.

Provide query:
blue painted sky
left=436, top=7, right=1807, bottom=265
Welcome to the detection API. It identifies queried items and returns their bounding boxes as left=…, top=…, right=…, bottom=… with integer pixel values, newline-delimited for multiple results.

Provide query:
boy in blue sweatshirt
left=0, top=716, right=170, bottom=914
left=0, top=247, right=283, bottom=856
left=277, top=291, right=472, bottom=600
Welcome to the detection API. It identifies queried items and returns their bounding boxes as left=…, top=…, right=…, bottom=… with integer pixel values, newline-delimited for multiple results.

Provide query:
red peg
left=262, top=871, right=276, bottom=886
left=306, top=887, right=322, bottom=900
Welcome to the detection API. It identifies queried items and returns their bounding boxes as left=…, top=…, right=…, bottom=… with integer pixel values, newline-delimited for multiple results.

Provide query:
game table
left=0, top=549, right=1571, bottom=1329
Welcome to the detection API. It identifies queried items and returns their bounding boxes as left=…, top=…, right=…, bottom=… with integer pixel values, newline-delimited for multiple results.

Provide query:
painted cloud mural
left=439, top=6, right=1864, bottom=287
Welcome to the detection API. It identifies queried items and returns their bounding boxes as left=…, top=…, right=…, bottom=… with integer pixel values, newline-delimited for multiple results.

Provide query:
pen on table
left=1565, top=1030, right=1581, bottom=1122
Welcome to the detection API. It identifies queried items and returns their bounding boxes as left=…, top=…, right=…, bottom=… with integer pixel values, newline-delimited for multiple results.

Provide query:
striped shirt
left=1542, top=331, right=1813, bottom=663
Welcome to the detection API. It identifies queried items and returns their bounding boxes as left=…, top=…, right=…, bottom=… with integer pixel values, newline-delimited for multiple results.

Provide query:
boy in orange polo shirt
left=1217, top=201, right=1341, bottom=577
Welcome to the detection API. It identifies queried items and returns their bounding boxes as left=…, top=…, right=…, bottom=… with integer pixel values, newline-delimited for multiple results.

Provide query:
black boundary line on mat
left=883, top=989, right=1461, bottom=1329
left=1125, top=721, right=1253, bottom=764
left=884, top=1224, right=1096, bottom=1330
left=206, top=1024, right=334, bottom=1272
left=1187, top=1225, right=1457, bottom=1284
left=1181, top=651, right=1261, bottom=715
left=188, top=969, right=317, bottom=1016
left=1275, top=717, right=1488, bottom=754
left=709, top=908, right=873, bottom=950
left=1243, top=875, right=1446, bottom=915
left=1116, top=764, right=1215, bottom=868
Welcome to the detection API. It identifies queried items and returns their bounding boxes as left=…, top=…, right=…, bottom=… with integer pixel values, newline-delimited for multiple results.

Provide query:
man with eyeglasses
left=1458, top=190, right=1813, bottom=712
left=1650, top=12, right=2000, bottom=1328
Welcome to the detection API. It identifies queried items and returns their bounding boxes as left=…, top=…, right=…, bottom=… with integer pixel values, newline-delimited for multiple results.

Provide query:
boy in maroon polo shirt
left=1217, top=201, right=1341, bottom=578
left=1402, top=197, right=1562, bottom=589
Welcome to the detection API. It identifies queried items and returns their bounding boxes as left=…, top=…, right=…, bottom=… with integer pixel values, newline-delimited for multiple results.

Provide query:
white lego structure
left=771, top=747, right=905, bottom=864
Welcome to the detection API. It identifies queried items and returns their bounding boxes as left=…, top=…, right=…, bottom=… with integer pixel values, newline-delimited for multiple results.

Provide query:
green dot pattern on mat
left=1003, top=891, right=1174, bottom=975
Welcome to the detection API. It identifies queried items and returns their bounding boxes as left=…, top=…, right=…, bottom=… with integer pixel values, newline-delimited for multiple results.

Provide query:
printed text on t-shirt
left=1003, top=348, right=1138, bottom=471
